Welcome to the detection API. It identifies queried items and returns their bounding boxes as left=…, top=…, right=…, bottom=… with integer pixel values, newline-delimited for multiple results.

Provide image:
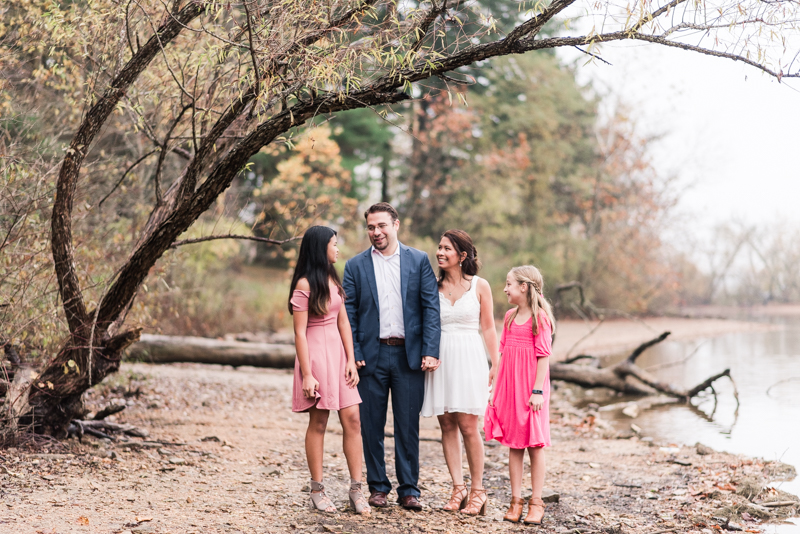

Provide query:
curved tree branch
left=169, top=234, right=302, bottom=248
left=50, top=0, right=208, bottom=334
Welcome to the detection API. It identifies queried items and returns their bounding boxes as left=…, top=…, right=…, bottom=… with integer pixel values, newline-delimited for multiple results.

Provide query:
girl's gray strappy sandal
left=348, top=479, right=371, bottom=515
left=310, top=479, right=337, bottom=513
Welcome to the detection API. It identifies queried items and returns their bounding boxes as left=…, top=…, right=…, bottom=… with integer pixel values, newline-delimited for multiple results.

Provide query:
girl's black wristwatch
left=531, top=389, right=543, bottom=395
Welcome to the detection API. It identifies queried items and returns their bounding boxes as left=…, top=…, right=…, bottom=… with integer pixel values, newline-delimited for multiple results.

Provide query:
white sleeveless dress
left=421, top=276, right=490, bottom=417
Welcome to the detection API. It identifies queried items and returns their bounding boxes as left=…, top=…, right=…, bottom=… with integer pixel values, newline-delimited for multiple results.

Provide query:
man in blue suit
left=343, top=202, right=441, bottom=511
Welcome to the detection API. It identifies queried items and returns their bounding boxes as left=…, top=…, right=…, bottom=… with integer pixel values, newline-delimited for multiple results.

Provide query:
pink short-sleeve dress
left=291, top=283, right=361, bottom=413
left=483, top=310, right=552, bottom=449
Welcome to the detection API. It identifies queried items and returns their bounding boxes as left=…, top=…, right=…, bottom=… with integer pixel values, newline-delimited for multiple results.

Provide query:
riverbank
left=1, top=361, right=796, bottom=534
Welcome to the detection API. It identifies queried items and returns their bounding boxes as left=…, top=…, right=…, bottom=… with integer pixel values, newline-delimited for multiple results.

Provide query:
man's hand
left=356, top=360, right=366, bottom=369
left=421, top=356, right=440, bottom=372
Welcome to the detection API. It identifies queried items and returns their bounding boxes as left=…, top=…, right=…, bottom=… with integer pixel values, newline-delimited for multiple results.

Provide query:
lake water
left=594, top=316, right=800, bottom=532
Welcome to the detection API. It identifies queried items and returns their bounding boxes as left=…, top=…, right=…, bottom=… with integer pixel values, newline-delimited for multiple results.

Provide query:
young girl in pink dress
left=483, top=265, right=555, bottom=525
left=289, top=226, right=369, bottom=515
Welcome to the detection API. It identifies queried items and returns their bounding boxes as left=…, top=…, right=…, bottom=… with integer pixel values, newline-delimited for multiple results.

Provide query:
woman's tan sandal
left=443, top=483, right=468, bottom=512
left=503, top=497, right=525, bottom=523
left=523, top=497, right=545, bottom=525
left=348, top=479, right=371, bottom=515
left=310, top=480, right=337, bottom=513
left=460, top=487, right=488, bottom=516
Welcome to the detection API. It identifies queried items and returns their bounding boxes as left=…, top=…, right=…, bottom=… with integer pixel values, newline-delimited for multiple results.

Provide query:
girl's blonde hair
left=505, top=265, right=556, bottom=336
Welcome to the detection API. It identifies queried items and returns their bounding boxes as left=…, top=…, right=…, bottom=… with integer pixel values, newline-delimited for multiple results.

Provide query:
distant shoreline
left=551, top=314, right=782, bottom=361
left=677, top=303, right=800, bottom=318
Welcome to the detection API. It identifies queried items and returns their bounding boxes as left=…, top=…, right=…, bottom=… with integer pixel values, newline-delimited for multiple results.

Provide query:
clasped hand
left=420, top=356, right=440, bottom=372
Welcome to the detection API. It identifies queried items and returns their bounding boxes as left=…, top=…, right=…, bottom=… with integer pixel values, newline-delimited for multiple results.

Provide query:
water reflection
left=596, top=316, right=800, bottom=498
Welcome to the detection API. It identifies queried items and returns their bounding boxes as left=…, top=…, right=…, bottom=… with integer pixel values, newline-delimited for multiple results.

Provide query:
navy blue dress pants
left=357, top=344, right=425, bottom=499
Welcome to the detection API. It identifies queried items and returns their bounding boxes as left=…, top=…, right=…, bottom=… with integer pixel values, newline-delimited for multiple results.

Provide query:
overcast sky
left=561, top=42, right=800, bottom=237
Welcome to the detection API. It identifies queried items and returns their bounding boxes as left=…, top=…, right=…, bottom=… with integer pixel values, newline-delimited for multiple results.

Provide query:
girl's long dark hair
left=288, top=226, right=344, bottom=316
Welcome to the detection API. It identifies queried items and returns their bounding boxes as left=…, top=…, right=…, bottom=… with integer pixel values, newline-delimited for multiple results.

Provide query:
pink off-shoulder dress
left=290, top=284, right=361, bottom=413
left=483, top=310, right=552, bottom=449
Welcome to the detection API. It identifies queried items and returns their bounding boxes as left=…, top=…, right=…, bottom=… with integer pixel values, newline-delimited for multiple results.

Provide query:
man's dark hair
left=364, top=202, right=399, bottom=222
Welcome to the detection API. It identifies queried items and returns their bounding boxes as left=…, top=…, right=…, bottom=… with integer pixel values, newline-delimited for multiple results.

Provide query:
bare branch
left=98, top=150, right=158, bottom=207
left=625, top=331, right=671, bottom=363
left=687, top=368, right=732, bottom=398
left=632, top=0, right=689, bottom=32
left=242, top=0, right=261, bottom=119
left=170, top=234, right=302, bottom=248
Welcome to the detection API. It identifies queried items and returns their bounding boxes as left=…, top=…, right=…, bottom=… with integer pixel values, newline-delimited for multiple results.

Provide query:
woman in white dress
left=421, top=229, right=500, bottom=516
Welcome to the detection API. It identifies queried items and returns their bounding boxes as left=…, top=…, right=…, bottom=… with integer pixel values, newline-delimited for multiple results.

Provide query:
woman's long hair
left=288, top=226, right=344, bottom=316
left=505, top=265, right=556, bottom=336
left=437, top=229, right=481, bottom=287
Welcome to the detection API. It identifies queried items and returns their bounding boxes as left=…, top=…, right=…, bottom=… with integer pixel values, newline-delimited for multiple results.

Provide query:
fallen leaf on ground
left=135, top=516, right=153, bottom=522
left=77, top=516, right=89, bottom=525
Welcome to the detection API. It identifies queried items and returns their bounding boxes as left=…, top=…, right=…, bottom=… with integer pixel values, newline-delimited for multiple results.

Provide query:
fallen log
left=125, top=334, right=296, bottom=368
left=551, top=331, right=737, bottom=402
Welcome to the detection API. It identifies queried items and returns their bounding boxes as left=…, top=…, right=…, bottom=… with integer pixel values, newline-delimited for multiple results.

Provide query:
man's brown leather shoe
left=368, top=491, right=388, bottom=508
left=397, top=495, right=423, bottom=511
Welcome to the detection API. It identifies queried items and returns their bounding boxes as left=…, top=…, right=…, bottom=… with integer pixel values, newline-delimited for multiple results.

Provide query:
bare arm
left=338, top=299, right=359, bottom=388
left=528, top=356, right=550, bottom=411
left=533, top=356, right=549, bottom=391
left=292, top=279, right=317, bottom=398
left=477, top=278, right=500, bottom=386
left=528, top=318, right=553, bottom=411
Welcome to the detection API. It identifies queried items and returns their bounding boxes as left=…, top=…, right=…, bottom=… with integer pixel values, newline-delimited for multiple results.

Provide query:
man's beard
left=371, top=237, right=389, bottom=250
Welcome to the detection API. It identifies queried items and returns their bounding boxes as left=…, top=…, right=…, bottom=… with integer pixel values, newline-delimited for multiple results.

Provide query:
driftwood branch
left=561, top=354, right=600, bottom=365
left=68, top=419, right=148, bottom=440
left=93, top=404, right=126, bottom=421
left=552, top=332, right=735, bottom=402
left=626, top=331, right=671, bottom=363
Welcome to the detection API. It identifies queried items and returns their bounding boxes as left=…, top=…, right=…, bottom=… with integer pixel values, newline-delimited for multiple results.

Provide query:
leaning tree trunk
left=15, top=3, right=209, bottom=436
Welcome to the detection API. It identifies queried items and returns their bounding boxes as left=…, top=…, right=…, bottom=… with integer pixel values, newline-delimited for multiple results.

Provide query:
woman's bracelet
left=531, top=389, right=543, bottom=395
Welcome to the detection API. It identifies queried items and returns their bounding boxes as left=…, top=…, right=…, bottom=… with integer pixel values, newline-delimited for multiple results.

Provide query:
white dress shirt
left=371, top=244, right=404, bottom=338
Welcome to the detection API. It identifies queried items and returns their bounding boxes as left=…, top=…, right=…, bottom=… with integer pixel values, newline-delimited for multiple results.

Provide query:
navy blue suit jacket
left=343, top=243, right=441, bottom=377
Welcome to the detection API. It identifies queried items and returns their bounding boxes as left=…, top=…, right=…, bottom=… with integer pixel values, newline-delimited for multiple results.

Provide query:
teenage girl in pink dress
left=483, top=265, right=555, bottom=525
left=289, top=225, right=370, bottom=515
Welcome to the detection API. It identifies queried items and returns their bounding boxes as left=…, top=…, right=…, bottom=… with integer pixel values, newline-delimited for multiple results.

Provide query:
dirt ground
left=1, top=359, right=798, bottom=534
